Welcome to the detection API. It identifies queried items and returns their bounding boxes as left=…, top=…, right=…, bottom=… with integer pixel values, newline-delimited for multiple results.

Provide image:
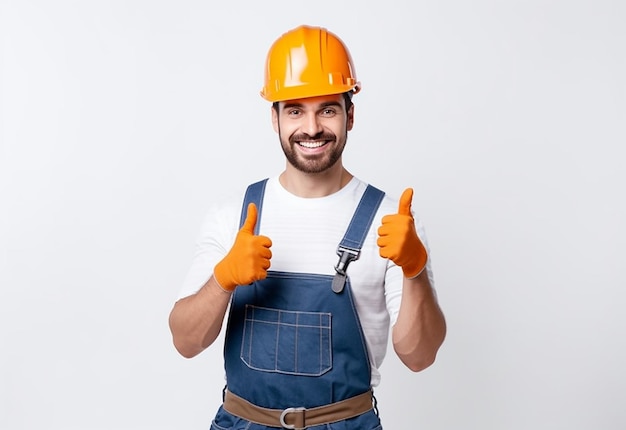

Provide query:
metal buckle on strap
left=280, top=407, right=306, bottom=429
left=332, top=246, right=359, bottom=293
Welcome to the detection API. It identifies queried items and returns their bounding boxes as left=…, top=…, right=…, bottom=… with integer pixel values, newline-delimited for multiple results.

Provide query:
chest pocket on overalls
left=240, top=304, right=333, bottom=376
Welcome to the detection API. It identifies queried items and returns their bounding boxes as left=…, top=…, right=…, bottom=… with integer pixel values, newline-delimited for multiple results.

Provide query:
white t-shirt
left=177, top=176, right=434, bottom=387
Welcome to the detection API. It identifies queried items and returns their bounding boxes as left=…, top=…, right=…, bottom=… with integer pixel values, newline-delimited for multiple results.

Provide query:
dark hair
left=272, top=91, right=354, bottom=112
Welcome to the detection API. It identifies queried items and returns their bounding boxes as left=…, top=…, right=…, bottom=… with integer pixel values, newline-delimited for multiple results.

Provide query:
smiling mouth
left=297, top=140, right=328, bottom=148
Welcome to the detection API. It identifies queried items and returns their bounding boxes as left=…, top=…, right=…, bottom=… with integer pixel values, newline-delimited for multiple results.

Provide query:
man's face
left=272, top=94, right=354, bottom=174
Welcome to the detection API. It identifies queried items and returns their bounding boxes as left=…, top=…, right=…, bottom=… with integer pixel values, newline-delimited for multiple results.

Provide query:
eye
left=287, top=108, right=302, bottom=117
left=320, top=108, right=337, bottom=117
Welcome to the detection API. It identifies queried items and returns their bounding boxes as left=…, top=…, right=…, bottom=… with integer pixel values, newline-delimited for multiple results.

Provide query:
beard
left=279, top=130, right=347, bottom=174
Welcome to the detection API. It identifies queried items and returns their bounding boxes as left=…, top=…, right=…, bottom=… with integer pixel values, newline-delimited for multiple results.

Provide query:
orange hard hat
left=260, top=25, right=361, bottom=102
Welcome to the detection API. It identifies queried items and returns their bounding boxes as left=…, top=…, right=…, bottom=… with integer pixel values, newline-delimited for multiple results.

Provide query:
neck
left=279, top=163, right=353, bottom=198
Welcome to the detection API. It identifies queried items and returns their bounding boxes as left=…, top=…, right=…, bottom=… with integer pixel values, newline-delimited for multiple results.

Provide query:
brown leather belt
left=223, top=389, right=374, bottom=429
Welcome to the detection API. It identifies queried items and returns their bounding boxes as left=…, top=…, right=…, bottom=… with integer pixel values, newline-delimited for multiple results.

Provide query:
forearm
left=392, top=270, right=446, bottom=372
left=168, top=276, right=232, bottom=358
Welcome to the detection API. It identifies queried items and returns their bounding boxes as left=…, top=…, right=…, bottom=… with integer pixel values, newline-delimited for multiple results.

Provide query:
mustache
left=290, top=132, right=336, bottom=142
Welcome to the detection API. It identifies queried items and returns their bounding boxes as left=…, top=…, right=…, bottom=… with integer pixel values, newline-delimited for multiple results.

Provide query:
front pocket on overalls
left=241, top=305, right=332, bottom=376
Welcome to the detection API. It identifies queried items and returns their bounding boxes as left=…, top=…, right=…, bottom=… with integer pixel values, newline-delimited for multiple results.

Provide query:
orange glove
left=213, top=203, right=272, bottom=291
left=377, top=188, right=428, bottom=278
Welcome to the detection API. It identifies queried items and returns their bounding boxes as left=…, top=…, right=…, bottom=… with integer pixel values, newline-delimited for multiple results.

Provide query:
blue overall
left=211, top=179, right=385, bottom=430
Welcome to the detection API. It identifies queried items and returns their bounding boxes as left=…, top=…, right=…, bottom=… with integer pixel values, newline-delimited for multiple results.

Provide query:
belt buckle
left=279, top=406, right=306, bottom=429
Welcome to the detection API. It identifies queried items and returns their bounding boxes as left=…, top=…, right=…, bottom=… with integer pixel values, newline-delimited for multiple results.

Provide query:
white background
left=2, top=1, right=625, bottom=429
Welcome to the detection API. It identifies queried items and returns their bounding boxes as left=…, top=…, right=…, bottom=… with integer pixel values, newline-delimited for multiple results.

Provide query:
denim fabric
left=224, top=272, right=371, bottom=408
left=241, top=305, right=332, bottom=376
left=212, top=179, right=385, bottom=429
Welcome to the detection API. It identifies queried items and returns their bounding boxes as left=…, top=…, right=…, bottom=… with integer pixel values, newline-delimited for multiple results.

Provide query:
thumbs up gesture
left=377, top=188, right=428, bottom=278
left=213, top=203, right=273, bottom=291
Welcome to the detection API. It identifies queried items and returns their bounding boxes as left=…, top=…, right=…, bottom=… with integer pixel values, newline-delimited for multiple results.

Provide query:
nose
left=302, top=112, right=323, bottom=137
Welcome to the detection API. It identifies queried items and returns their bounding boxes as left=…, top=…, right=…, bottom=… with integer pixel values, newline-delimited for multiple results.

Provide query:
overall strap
left=332, top=184, right=385, bottom=293
left=239, top=178, right=268, bottom=234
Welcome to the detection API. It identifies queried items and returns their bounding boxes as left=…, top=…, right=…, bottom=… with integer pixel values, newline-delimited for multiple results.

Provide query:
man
left=169, top=25, right=446, bottom=429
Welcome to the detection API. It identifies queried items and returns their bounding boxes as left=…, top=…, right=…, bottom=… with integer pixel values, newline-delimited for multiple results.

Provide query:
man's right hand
left=213, top=203, right=272, bottom=291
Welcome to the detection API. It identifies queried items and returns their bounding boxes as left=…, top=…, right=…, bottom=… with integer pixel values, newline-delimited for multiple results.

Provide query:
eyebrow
left=282, top=101, right=343, bottom=110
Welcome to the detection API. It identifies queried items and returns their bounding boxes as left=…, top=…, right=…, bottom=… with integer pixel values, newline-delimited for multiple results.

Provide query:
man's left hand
left=377, top=188, right=428, bottom=278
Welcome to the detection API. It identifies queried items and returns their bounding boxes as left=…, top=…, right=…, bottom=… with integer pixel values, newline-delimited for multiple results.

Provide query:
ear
left=271, top=106, right=279, bottom=133
left=346, top=104, right=355, bottom=131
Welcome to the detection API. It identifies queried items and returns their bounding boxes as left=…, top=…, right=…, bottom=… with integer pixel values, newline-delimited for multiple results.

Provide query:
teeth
left=298, top=141, right=325, bottom=148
